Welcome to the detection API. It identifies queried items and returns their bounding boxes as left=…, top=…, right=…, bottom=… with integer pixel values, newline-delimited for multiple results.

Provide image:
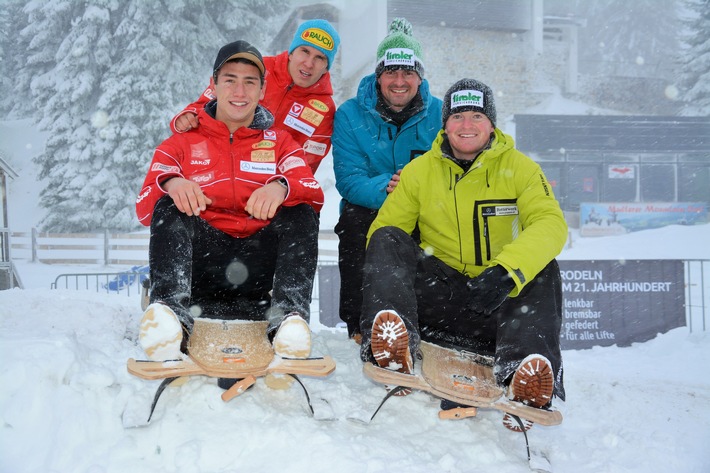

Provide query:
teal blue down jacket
left=332, top=73, right=443, bottom=210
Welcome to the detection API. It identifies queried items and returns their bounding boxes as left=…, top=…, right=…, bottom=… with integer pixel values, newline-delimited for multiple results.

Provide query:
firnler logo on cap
left=383, top=48, right=416, bottom=67
left=451, top=89, right=484, bottom=108
left=301, top=28, right=334, bottom=50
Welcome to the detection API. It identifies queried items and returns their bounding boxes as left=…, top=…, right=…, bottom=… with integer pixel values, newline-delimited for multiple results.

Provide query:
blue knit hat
left=289, top=19, right=340, bottom=70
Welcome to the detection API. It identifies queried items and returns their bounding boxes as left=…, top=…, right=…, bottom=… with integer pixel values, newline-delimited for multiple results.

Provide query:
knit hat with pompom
left=375, top=18, right=424, bottom=78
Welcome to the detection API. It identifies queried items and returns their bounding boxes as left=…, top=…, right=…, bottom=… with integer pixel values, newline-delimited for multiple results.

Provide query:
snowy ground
left=2, top=224, right=709, bottom=473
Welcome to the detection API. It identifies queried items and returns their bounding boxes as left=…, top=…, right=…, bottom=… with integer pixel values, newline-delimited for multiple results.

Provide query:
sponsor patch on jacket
left=289, top=103, right=304, bottom=117
left=136, top=187, right=151, bottom=203
left=251, top=150, right=276, bottom=162
left=299, top=178, right=321, bottom=189
left=283, top=115, right=315, bottom=137
left=263, top=130, right=277, bottom=140
left=190, top=159, right=210, bottom=166
left=241, top=161, right=276, bottom=174
left=303, top=140, right=327, bottom=156
left=202, top=87, right=215, bottom=100
left=252, top=140, right=276, bottom=149
left=279, top=156, right=307, bottom=173
left=190, top=172, right=214, bottom=183
left=300, top=107, right=324, bottom=126
left=151, top=163, right=180, bottom=173
left=190, top=141, right=210, bottom=160
left=482, top=205, right=519, bottom=217
left=308, top=99, right=329, bottom=113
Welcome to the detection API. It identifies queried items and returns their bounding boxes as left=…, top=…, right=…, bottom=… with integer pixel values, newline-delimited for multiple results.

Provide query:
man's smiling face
left=212, top=60, right=265, bottom=132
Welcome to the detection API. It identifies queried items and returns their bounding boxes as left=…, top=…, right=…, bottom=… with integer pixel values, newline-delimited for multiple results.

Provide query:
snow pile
left=1, top=280, right=709, bottom=472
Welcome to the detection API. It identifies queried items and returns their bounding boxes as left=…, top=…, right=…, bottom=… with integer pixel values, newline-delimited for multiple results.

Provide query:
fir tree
left=679, top=0, right=710, bottom=115
left=13, top=0, right=286, bottom=232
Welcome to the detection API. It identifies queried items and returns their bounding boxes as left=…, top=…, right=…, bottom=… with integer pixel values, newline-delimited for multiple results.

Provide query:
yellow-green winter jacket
left=368, top=128, right=567, bottom=296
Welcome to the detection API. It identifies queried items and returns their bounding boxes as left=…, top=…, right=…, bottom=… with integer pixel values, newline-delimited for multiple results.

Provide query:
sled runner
left=363, top=341, right=562, bottom=427
left=127, top=318, right=335, bottom=423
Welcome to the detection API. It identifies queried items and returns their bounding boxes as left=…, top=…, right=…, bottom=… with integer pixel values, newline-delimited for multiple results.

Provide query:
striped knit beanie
left=375, top=18, right=424, bottom=78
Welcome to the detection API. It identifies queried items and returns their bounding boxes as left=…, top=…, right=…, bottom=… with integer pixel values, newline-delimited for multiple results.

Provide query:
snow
left=2, top=223, right=709, bottom=472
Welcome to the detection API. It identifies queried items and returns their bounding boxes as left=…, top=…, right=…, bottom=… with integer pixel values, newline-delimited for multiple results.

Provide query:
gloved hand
left=467, top=265, right=516, bottom=316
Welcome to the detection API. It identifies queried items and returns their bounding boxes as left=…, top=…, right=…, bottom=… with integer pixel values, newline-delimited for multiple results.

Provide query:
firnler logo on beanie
left=452, top=90, right=484, bottom=108
left=383, top=48, right=417, bottom=67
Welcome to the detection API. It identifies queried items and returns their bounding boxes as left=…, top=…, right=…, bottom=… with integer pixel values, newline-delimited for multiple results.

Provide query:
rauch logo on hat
left=383, top=48, right=416, bottom=67
left=301, top=28, right=334, bottom=51
left=451, top=89, right=484, bottom=108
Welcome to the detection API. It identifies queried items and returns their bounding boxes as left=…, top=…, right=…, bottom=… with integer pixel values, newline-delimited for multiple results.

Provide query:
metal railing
left=48, top=259, right=709, bottom=334
left=686, top=260, right=708, bottom=333
left=51, top=270, right=148, bottom=297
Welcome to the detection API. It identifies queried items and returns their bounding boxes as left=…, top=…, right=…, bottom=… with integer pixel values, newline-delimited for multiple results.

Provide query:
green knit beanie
left=375, top=18, right=424, bottom=78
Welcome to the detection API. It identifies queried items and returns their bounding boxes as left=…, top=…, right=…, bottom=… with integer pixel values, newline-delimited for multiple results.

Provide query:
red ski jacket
left=138, top=105, right=324, bottom=238
left=170, top=51, right=335, bottom=174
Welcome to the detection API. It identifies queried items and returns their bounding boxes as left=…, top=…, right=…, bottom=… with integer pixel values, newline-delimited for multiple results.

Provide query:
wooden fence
left=9, top=229, right=339, bottom=265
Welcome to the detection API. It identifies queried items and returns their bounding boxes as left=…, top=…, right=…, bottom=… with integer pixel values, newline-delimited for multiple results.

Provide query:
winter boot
left=371, top=310, right=412, bottom=373
left=272, top=312, right=312, bottom=359
left=502, top=354, right=554, bottom=432
left=139, top=303, right=185, bottom=361
left=371, top=310, right=413, bottom=396
left=266, top=313, right=311, bottom=390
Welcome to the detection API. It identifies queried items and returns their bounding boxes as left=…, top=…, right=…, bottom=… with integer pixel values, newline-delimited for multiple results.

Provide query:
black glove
left=467, top=265, right=516, bottom=316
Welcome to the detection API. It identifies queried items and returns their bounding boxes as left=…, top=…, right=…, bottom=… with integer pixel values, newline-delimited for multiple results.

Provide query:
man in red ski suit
left=135, top=40, right=323, bottom=364
left=170, top=19, right=340, bottom=173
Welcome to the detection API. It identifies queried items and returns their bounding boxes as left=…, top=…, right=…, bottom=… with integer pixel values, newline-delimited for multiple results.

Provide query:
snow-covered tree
left=0, top=1, right=34, bottom=115
left=679, top=0, right=710, bottom=115
left=10, top=0, right=287, bottom=232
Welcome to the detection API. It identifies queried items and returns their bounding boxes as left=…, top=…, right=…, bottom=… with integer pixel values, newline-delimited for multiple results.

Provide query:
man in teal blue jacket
left=332, top=18, right=442, bottom=341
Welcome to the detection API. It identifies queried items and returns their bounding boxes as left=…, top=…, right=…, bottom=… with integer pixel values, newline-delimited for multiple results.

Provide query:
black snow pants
left=148, top=196, right=319, bottom=334
left=334, top=202, right=379, bottom=338
left=360, top=226, right=565, bottom=399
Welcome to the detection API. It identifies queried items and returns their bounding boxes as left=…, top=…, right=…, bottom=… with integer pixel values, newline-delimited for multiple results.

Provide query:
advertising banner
left=318, top=260, right=687, bottom=351
left=559, top=260, right=685, bottom=349
left=580, top=202, right=707, bottom=237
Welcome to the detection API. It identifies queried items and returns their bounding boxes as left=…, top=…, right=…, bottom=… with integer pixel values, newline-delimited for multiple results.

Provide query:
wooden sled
left=127, top=318, right=335, bottom=422
left=363, top=341, right=562, bottom=427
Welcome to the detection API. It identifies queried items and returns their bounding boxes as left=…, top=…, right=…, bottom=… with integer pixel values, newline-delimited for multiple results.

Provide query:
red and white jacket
left=170, top=51, right=335, bottom=174
left=138, top=104, right=324, bottom=238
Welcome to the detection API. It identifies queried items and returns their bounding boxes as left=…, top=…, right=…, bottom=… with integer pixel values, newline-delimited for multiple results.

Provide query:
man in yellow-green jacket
left=361, top=78, right=567, bottom=430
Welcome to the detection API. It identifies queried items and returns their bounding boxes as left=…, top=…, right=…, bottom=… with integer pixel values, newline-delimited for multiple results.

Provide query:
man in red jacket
left=135, top=40, right=324, bottom=367
left=170, top=20, right=340, bottom=173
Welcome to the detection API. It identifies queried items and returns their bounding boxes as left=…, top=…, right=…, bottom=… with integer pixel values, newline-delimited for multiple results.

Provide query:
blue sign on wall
left=580, top=202, right=708, bottom=237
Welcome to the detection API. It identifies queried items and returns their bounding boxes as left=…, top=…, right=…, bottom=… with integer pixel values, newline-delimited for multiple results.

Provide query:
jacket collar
left=199, top=101, right=275, bottom=137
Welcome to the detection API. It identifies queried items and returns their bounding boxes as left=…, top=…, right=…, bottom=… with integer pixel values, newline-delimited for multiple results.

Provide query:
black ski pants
left=334, top=202, right=379, bottom=337
left=360, top=226, right=565, bottom=399
left=149, top=196, right=319, bottom=334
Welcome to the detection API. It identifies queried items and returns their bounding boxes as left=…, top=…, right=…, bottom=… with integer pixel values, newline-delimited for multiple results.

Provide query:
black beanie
left=441, top=78, right=496, bottom=129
